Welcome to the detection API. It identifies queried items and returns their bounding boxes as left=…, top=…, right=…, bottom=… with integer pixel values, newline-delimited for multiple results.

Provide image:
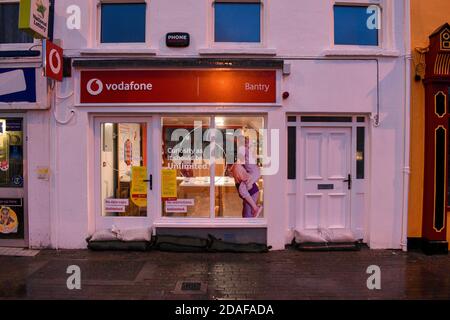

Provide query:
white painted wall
left=30, top=0, right=409, bottom=250
left=27, top=110, right=51, bottom=248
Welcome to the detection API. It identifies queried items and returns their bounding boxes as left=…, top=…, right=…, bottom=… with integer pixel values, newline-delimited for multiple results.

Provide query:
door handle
left=143, top=174, right=153, bottom=190
left=343, top=174, right=352, bottom=190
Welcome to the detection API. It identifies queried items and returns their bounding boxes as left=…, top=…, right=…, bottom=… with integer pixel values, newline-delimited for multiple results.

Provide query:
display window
left=0, top=118, right=24, bottom=188
left=0, top=116, right=26, bottom=244
left=161, top=115, right=265, bottom=219
left=100, top=121, right=148, bottom=217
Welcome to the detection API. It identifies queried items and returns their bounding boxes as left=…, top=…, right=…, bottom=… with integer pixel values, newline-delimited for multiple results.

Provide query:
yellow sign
left=161, top=169, right=177, bottom=199
left=131, top=166, right=147, bottom=207
left=0, top=207, right=18, bottom=234
left=19, top=0, right=50, bottom=39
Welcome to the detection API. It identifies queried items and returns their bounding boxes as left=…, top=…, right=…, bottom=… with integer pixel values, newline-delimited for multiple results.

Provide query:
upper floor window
left=214, top=1, right=261, bottom=43
left=334, top=5, right=379, bottom=46
left=100, top=2, right=146, bottom=43
left=0, top=2, right=33, bottom=44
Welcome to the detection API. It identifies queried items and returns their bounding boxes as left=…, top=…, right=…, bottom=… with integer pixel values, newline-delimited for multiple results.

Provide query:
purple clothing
left=235, top=182, right=259, bottom=197
left=242, top=192, right=259, bottom=218
left=235, top=183, right=259, bottom=218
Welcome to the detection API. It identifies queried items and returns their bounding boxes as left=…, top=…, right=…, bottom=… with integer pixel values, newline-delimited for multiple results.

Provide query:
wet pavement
left=0, top=248, right=449, bottom=300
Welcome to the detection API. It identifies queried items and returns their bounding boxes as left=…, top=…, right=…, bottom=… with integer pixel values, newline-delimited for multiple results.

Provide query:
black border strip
left=73, top=58, right=284, bottom=69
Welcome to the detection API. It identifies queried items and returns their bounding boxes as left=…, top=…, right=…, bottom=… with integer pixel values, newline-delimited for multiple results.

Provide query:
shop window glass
left=287, top=126, right=296, bottom=180
left=214, top=116, right=264, bottom=218
left=161, top=116, right=264, bottom=219
left=101, top=3, right=146, bottom=43
left=214, top=2, right=261, bottom=43
left=161, top=117, right=211, bottom=218
left=435, top=126, right=446, bottom=231
left=0, top=119, right=24, bottom=188
left=0, top=3, right=33, bottom=44
left=435, top=92, right=446, bottom=117
left=356, top=127, right=365, bottom=179
left=334, top=5, right=379, bottom=46
left=100, top=122, right=147, bottom=217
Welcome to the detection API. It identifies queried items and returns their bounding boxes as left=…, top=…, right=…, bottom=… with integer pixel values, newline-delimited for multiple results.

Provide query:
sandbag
left=153, top=235, right=209, bottom=252
left=320, top=229, right=356, bottom=243
left=294, top=230, right=327, bottom=243
left=116, top=227, right=152, bottom=242
left=207, top=235, right=271, bottom=253
left=87, top=240, right=150, bottom=251
left=90, top=229, right=118, bottom=242
left=294, top=241, right=361, bottom=252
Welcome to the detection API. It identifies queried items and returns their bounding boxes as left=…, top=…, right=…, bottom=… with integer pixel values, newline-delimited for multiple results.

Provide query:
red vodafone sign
left=80, top=70, right=276, bottom=104
left=44, top=40, right=63, bottom=82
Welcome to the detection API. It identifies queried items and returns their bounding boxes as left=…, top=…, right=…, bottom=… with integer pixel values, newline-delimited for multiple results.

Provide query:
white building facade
left=0, top=0, right=411, bottom=250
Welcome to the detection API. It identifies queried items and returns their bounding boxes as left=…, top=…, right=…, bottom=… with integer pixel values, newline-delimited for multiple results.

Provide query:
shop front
left=44, top=54, right=408, bottom=250
left=72, top=59, right=283, bottom=245
left=0, top=65, right=49, bottom=248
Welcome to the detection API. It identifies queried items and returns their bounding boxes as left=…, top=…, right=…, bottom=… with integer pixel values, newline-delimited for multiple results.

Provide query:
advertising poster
left=0, top=198, right=24, bottom=239
left=118, top=123, right=141, bottom=182
left=104, top=198, right=129, bottom=213
left=161, top=169, right=177, bottom=200
left=131, top=166, right=147, bottom=207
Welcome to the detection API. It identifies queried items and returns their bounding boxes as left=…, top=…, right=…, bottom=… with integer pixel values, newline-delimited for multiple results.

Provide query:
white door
left=94, top=117, right=154, bottom=231
left=298, top=127, right=352, bottom=233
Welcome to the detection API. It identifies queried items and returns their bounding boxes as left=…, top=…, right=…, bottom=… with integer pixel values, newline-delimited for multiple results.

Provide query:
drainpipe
left=401, top=0, right=411, bottom=251
left=49, top=81, right=59, bottom=250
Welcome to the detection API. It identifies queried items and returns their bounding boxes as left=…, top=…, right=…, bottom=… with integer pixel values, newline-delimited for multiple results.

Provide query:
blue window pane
left=334, top=6, right=379, bottom=46
left=101, top=3, right=146, bottom=43
left=215, top=3, right=261, bottom=43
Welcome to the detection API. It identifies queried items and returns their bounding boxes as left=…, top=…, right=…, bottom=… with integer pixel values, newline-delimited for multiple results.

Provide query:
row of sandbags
left=86, top=228, right=271, bottom=253
left=292, top=229, right=362, bottom=251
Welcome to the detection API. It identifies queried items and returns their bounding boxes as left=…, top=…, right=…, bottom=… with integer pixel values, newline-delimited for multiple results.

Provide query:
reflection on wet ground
left=0, top=248, right=449, bottom=300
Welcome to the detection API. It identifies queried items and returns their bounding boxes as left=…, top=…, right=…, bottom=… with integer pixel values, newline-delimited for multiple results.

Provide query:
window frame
left=96, top=0, right=150, bottom=48
left=157, top=114, right=267, bottom=224
left=331, top=1, right=386, bottom=50
left=0, top=0, right=39, bottom=51
left=210, top=0, right=266, bottom=49
left=323, top=0, right=400, bottom=53
left=93, top=116, right=155, bottom=231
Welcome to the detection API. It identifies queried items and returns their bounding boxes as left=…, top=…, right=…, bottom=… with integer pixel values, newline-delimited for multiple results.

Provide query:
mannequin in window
left=229, top=137, right=263, bottom=218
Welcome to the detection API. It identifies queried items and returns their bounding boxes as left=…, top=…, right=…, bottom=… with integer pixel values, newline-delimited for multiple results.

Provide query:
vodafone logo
left=44, top=40, right=63, bottom=81
left=87, top=79, right=104, bottom=96
left=49, top=49, right=61, bottom=75
left=86, top=78, right=153, bottom=96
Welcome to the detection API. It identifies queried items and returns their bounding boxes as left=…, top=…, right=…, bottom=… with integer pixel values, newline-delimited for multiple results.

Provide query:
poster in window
left=131, top=166, right=147, bottom=207
left=118, top=124, right=141, bottom=182
left=161, top=169, right=177, bottom=200
left=0, top=198, right=24, bottom=239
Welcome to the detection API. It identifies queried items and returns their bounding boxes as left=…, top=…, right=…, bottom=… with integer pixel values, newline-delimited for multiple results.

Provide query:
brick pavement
left=0, top=248, right=448, bottom=300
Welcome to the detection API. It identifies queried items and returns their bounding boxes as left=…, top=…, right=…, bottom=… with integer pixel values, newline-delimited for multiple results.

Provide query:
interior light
left=215, top=117, right=225, bottom=127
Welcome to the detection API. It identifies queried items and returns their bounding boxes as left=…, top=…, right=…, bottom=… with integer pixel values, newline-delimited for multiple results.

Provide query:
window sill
left=0, top=102, right=48, bottom=110
left=80, top=48, right=158, bottom=56
left=322, top=48, right=400, bottom=57
left=199, top=47, right=277, bottom=56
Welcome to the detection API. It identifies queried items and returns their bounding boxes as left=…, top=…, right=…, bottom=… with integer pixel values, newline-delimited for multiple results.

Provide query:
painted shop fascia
left=0, top=0, right=409, bottom=250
